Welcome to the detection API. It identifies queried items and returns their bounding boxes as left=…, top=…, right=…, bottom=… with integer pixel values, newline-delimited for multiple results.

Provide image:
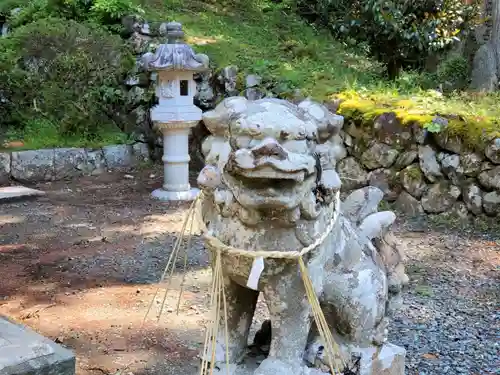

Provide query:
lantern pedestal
left=152, top=122, right=199, bottom=201
left=151, top=187, right=200, bottom=201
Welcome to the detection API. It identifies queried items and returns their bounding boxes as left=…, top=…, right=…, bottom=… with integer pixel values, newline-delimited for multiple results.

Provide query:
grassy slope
left=142, top=0, right=383, bottom=98
left=142, top=0, right=500, bottom=148
left=2, top=119, right=132, bottom=152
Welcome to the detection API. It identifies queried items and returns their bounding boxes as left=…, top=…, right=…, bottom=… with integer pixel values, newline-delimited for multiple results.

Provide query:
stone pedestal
left=0, top=316, right=75, bottom=375
left=152, top=122, right=199, bottom=201
left=354, top=343, right=406, bottom=375
left=193, top=343, right=406, bottom=375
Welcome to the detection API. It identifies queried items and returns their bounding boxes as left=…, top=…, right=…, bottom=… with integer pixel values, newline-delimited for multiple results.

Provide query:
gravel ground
left=0, top=169, right=498, bottom=375
left=389, top=219, right=499, bottom=375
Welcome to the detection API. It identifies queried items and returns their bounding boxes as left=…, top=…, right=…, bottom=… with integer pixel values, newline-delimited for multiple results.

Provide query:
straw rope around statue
left=143, top=191, right=345, bottom=375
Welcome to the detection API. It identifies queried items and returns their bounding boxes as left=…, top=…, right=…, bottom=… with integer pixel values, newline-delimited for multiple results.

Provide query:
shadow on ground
left=0, top=167, right=209, bottom=309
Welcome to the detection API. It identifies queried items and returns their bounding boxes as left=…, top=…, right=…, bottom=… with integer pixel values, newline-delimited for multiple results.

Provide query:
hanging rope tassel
left=200, top=248, right=231, bottom=375
left=143, top=196, right=199, bottom=325
left=298, top=257, right=344, bottom=373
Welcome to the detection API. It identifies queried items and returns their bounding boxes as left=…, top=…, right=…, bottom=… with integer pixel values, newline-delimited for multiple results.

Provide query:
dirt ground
left=0, top=168, right=498, bottom=375
left=0, top=167, right=215, bottom=375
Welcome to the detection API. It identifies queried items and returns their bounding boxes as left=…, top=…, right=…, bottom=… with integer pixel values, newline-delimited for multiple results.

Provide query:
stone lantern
left=142, top=22, right=209, bottom=201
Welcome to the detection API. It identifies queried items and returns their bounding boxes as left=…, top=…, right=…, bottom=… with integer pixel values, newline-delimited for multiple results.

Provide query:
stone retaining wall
left=183, top=61, right=500, bottom=219
left=0, top=143, right=150, bottom=185
left=336, top=116, right=500, bottom=217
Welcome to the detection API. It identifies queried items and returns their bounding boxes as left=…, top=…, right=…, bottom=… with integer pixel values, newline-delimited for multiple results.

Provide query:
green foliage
left=90, top=0, right=145, bottom=33
left=423, top=121, right=443, bottom=133
left=405, top=166, right=423, bottom=181
left=91, top=0, right=142, bottom=21
left=293, top=0, right=479, bottom=78
left=0, top=0, right=143, bottom=149
left=2, top=0, right=144, bottom=31
left=0, top=17, right=134, bottom=139
left=243, top=59, right=301, bottom=99
left=1, top=0, right=498, bottom=151
left=2, top=0, right=86, bottom=27
left=0, top=0, right=27, bottom=15
left=134, top=0, right=500, bottom=147
left=436, top=55, right=470, bottom=91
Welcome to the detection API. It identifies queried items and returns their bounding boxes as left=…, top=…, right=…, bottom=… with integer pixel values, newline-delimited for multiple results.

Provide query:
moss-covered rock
left=461, top=152, right=484, bottom=177
left=485, top=138, right=500, bottom=164
left=483, top=191, right=500, bottom=216
left=368, top=168, right=401, bottom=202
left=400, top=164, right=427, bottom=199
left=439, top=152, right=465, bottom=185
left=421, top=181, right=461, bottom=214
left=434, top=132, right=466, bottom=154
left=418, top=145, right=443, bottom=183
left=478, top=165, right=500, bottom=190
left=393, top=149, right=418, bottom=170
left=337, top=157, right=368, bottom=191
left=360, top=142, right=399, bottom=170
left=373, top=112, right=412, bottom=147
left=462, top=181, right=484, bottom=216
left=394, top=190, right=424, bottom=216
left=334, top=93, right=500, bottom=152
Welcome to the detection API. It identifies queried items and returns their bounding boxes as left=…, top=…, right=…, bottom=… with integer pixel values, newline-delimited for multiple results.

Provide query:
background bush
left=436, top=55, right=470, bottom=91
left=0, top=17, right=134, bottom=139
left=1, top=0, right=143, bottom=31
left=292, top=0, right=479, bottom=79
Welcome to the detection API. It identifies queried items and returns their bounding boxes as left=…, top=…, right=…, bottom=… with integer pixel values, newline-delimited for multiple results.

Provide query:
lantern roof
left=142, top=22, right=209, bottom=72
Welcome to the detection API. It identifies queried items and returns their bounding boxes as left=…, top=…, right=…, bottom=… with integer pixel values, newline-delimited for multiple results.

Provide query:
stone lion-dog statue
left=195, top=97, right=409, bottom=375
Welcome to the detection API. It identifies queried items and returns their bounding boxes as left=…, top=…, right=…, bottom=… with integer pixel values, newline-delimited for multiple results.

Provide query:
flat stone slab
left=0, top=186, right=45, bottom=202
left=355, top=343, right=406, bottom=375
left=0, top=316, right=75, bottom=375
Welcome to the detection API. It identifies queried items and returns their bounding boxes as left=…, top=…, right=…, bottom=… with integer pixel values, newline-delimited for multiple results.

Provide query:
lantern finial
left=166, top=21, right=185, bottom=44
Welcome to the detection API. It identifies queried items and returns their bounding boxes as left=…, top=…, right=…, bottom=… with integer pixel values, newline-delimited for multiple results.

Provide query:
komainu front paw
left=371, top=318, right=389, bottom=346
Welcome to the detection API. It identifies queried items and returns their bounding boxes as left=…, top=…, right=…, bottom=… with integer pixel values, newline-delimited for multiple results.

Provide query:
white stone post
left=154, top=122, right=198, bottom=200
left=142, top=21, right=209, bottom=201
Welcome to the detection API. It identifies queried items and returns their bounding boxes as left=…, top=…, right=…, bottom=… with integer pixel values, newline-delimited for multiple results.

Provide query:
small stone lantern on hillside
left=142, top=21, right=209, bottom=201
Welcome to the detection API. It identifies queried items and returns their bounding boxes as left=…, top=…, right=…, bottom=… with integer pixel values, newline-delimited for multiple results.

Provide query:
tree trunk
left=492, top=0, right=500, bottom=64
left=387, top=59, right=402, bottom=80
left=470, top=0, right=500, bottom=91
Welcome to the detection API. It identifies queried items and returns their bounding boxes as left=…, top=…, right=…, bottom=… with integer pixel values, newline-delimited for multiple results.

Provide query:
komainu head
left=197, top=97, right=347, bottom=226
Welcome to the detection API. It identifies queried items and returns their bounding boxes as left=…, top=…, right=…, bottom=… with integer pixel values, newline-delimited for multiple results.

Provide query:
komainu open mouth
left=234, top=167, right=307, bottom=183
left=223, top=171, right=316, bottom=210
left=227, top=138, right=316, bottom=179
left=231, top=173, right=301, bottom=191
